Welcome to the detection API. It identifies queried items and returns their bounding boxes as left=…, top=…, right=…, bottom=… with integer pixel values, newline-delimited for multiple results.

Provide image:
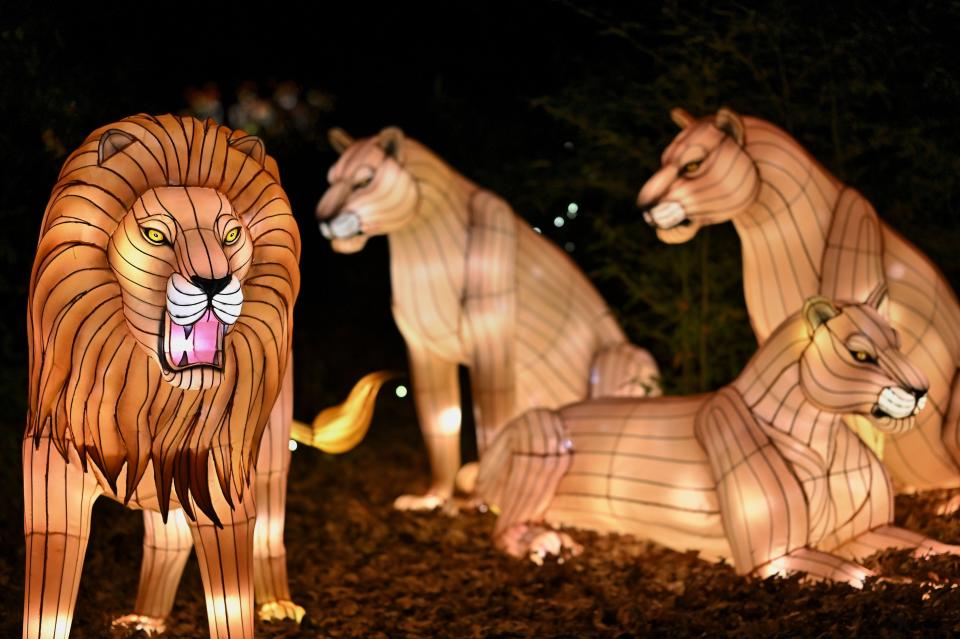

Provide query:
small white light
left=533, top=227, right=542, bottom=234
left=395, top=384, right=408, bottom=398
left=288, top=440, right=298, bottom=452
left=564, top=242, right=575, bottom=252
left=553, top=216, right=565, bottom=228
left=439, top=407, right=461, bottom=434
left=567, top=202, right=579, bottom=215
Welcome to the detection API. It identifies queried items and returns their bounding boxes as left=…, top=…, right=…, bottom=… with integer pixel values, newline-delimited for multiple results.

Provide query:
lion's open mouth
left=161, top=308, right=226, bottom=371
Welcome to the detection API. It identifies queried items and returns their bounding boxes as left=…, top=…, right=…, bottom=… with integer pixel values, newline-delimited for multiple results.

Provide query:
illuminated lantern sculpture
left=477, top=294, right=960, bottom=586
left=23, top=114, right=303, bottom=639
left=636, top=108, right=960, bottom=510
left=316, top=127, right=662, bottom=509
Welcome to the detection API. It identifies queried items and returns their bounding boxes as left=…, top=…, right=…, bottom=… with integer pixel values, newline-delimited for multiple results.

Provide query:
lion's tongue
left=170, top=309, right=222, bottom=366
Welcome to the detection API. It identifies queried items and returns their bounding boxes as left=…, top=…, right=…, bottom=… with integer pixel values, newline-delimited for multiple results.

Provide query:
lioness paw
left=394, top=493, right=447, bottom=511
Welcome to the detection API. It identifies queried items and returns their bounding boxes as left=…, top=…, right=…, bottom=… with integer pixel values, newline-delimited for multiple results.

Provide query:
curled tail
left=291, top=371, right=396, bottom=454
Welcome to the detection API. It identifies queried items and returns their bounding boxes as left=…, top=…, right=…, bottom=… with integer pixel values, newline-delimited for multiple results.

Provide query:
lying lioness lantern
left=638, top=108, right=960, bottom=510
left=478, top=294, right=960, bottom=586
left=24, top=114, right=302, bottom=639
left=316, top=127, right=662, bottom=509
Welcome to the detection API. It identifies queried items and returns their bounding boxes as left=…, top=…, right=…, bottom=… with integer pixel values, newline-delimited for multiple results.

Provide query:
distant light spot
left=553, top=216, right=565, bottom=228
left=563, top=141, right=574, bottom=150
left=533, top=226, right=542, bottom=234
left=567, top=202, right=579, bottom=215
left=395, top=384, right=408, bottom=399
left=288, top=440, right=298, bottom=452
left=564, top=242, right=575, bottom=252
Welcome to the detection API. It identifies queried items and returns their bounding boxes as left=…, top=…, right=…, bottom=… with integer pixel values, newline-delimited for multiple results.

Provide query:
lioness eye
left=682, top=161, right=701, bottom=175
left=223, top=227, right=241, bottom=245
left=142, top=227, right=167, bottom=245
left=354, top=175, right=373, bottom=190
left=851, top=350, right=876, bottom=364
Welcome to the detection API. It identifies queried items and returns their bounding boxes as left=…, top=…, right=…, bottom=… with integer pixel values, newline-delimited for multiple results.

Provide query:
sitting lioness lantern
left=637, top=108, right=960, bottom=511
left=24, top=114, right=300, bottom=639
left=316, top=127, right=662, bottom=509
left=478, top=293, right=960, bottom=587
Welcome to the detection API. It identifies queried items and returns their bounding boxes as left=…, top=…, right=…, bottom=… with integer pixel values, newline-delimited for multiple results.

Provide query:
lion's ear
left=670, top=108, right=696, bottom=129
left=715, top=107, right=745, bottom=146
left=328, top=127, right=355, bottom=155
left=229, top=135, right=267, bottom=164
left=803, top=296, right=841, bottom=334
left=377, top=126, right=405, bottom=160
left=98, top=129, right=137, bottom=165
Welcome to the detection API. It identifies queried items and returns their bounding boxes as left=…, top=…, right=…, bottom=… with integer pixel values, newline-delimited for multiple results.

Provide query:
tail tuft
left=291, top=371, right=397, bottom=454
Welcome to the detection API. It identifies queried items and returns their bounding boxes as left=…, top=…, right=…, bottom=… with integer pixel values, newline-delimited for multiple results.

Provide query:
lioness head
left=800, top=293, right=928, bottom=434
left=637, top=107, right=760, bottom=244
left=315, top=126, right=418, bottom=253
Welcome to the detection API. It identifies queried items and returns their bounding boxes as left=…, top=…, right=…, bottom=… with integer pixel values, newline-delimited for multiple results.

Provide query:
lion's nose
left=191, top=274, right=232, bottom=297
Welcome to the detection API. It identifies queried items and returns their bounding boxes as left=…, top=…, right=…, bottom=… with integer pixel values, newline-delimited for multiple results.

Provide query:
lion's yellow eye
left=682, top=161, right=701, bottom=174
left=224, top=227, right=241, bottom=245
left=142, top=227, right=167, bottom=245
left=854, top=351, right=869, bottom=362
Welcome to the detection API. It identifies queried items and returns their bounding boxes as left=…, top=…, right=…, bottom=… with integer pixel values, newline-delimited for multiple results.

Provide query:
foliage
left=506, top=0, right=960, bottom=393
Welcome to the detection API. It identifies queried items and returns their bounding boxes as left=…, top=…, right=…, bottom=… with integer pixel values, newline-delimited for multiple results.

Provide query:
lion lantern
left=315, top=127, right=662, bottom=510
left=637, top=108, right=960, bottom=512
left=477, top=293, right=960, bottom=587
left=23, top=114, right=300, bottom=639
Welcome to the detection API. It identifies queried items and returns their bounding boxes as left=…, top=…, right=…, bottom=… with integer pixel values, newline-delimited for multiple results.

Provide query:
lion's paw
left=111, top=614, right=167, bottom=637
left=393, top=493, right=447, bottom=511
left=258, top=599, right=306, bottom=623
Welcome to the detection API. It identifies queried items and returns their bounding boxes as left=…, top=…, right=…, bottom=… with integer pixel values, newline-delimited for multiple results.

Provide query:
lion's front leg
left=188, top=484, right=257, bottom=639
left=23, top=436, right=101, bottom=639
left=253, top=363, right=304, bottom=623
left=112, top=509, right=193, bottom=637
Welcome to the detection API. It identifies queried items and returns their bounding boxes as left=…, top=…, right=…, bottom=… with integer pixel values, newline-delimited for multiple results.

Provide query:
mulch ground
left=4, top=409, right=960, bottom=638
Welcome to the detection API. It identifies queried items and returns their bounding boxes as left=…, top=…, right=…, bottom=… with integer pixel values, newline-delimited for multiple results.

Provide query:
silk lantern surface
left=23, top=114, right=300, bottom=639
left=477, top=296, right=960, bottom=587
left=637, top=108, right=960, bottom=510
left=315, top=126, right=662, bottom=509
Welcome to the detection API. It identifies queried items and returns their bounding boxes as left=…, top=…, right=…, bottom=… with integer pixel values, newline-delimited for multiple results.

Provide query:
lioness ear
left=328, top=127, right=355, bottom=155
left=377, top=126, right=405, bottom=160
left=670, top=107, right=696, bottom=129
left=864, top=282, right=889, bottom=310
left=229, top=135, right=266, bottom=164
left=715, top=107, right=745, bottom=146
left=803, top=296, right=841, bottom=334
left=98, top=129, right=137, bottom=165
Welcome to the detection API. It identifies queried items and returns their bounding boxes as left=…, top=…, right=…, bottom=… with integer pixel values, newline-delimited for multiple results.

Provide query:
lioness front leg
left=755, top=548, right=875, bottom=588
left=833, top=524, right=960, bottom=562
left=394, top=344, right=461, bottom=510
